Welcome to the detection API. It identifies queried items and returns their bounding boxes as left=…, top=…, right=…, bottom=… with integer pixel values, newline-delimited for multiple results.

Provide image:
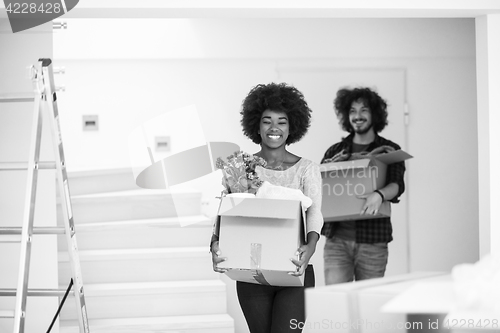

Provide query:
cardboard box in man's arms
left=320, top=150, right=412, bottom=222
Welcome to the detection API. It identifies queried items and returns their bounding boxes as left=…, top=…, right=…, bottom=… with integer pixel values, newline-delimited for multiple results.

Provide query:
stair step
left=0, top=234, right=21, bottom=243
left=58, top=216, right=213, bottom=250
left=67, top=167, right=139, bottom=196
left=61, top=189, right=203, bottom=223
left=60, top=280, right=227, bottom=320
left=57, top=169, right=233, bottom=332
left=60, top=314, right=234, bottom=333
left=58, top=247, right=217, bottom=283
left=0, top=310, right=14, bottom=318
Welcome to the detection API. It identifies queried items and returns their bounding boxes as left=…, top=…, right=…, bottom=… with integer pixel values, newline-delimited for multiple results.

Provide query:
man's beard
left=352, top=122, right=373, bottom=135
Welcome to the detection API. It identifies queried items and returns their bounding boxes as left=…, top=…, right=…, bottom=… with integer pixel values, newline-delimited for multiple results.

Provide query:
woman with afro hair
left=211, top=82, right=324, bottom=333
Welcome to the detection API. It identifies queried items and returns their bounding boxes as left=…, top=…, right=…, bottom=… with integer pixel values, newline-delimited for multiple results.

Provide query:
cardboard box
left=320, top=150, right=412, bottom=222
left=303, top=272, right=448, bottom=333
left=382, top=278, right=499, bottom=332
left=215, top=196, right=306, bottom=286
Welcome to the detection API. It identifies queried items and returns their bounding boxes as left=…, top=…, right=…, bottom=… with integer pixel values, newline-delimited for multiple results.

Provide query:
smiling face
left=349, top=99, right=373, bottom=135
left=259, top=109, right=289, bottom=149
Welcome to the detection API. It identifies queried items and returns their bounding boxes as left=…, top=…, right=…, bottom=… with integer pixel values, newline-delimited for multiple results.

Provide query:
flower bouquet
left=216, top=151, right=313, bottom=209
left=216, top=151, right=267, bottom=195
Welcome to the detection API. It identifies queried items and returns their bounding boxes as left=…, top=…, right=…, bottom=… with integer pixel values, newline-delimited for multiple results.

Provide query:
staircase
left=57, top=168, right=234, bottom=333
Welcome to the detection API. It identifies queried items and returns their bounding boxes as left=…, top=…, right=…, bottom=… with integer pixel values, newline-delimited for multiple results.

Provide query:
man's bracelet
left=374, top=189, right=385, bottom=202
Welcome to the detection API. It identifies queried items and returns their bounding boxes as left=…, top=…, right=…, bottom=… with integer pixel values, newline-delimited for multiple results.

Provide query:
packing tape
left=250, top=243, right=271, bottom=286
left=250, top=243, right=262, bottom=269
left=252, top=270, right=271, bottom=286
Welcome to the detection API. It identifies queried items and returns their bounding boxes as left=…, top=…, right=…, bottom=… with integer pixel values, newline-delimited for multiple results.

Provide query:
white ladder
left=0, top=58, right=90, bottom=333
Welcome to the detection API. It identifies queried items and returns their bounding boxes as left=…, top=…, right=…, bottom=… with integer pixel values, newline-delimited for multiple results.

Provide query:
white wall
left=54, top=17, right=478, bottom=263
left=0, top=20, right=60, bottom=333
left=476, top=14, right=500, bottom=259
left=52, top=18, right=479, bottom=333
left=405, top=57, right=478, bottom=271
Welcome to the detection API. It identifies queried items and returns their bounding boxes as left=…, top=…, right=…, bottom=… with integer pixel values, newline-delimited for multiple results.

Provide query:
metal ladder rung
left=0, top=161, right=57, bottom=171
left=0, top=310, right=15, bottom=318
left=0, top=227, right=66, bottom=235
left=0, top=94, right=35, bottom=103
left=0, top=227, right=65, bottom=243
left=3, top=59, right=89, bottom=333
left=0, top=288, right=75, bottom=297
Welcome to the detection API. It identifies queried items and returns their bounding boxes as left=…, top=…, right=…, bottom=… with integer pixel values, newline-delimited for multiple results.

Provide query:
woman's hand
left=211, top=240, right=228, bottom=273
left=289, top=232, right=319, bottom=276
left=289, top=243, right=316, bottom=276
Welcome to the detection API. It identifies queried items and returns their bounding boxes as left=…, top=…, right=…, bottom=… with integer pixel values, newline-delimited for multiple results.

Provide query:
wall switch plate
left=82, top=115, right=99, bottom=131
left=155, top=136, right=171, bottom=152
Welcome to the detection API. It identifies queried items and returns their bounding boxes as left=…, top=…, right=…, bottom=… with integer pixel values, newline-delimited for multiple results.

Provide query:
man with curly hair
left=320, top=87, right=406, bottom=284
left=211, top=82, right=324, bottom=333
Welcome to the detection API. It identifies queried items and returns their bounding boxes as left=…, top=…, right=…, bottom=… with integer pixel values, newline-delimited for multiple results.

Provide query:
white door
left=277, top=67, right=408, bottom=286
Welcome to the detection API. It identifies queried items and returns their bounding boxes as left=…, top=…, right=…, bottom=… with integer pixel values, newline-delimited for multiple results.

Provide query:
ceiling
left=1, top=1, right=500, bottom=19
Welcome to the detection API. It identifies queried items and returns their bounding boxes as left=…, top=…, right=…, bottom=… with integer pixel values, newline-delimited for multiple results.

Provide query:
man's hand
left=357, top=191, right=383, bottom=215
left=368, top=145, right=395, bottom=156
left=323, top=149, right=349, bottom=163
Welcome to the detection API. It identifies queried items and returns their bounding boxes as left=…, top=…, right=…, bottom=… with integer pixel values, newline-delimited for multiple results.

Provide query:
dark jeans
left=236, top=265, right=315, bottom=333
